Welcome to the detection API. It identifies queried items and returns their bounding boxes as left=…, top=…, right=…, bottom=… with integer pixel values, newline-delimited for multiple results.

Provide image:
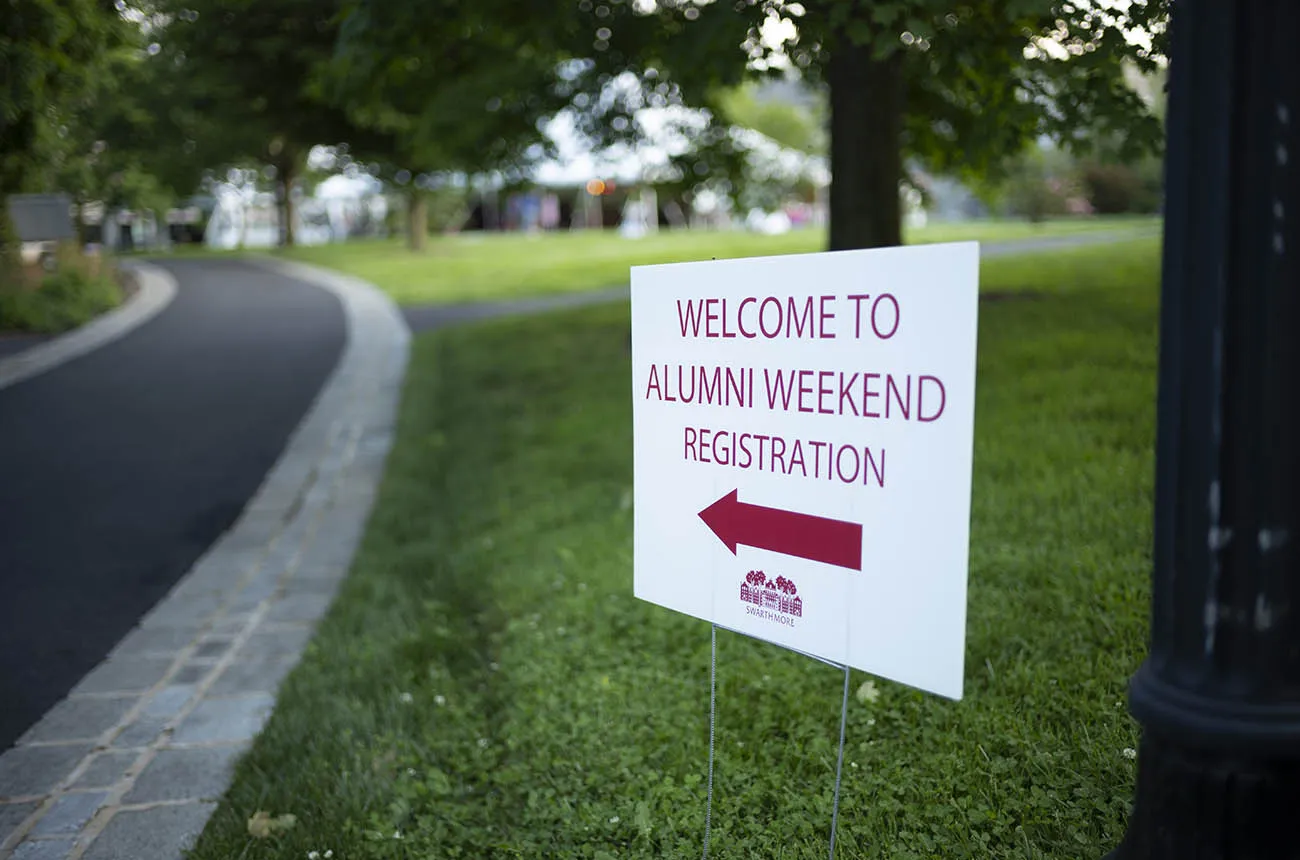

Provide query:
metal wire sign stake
left=701, top=623, right=855, bottom=860
left=701, top=624, right=717, bottom=860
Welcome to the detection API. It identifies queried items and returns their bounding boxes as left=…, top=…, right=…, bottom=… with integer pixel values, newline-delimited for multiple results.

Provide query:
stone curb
left=0, top=261, right=177, bottom=392
left=0, top=260, right=410, bottom=860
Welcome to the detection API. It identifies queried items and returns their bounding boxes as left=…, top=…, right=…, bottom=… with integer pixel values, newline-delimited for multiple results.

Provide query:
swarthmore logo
left=740, top=570, right=802, bottom=626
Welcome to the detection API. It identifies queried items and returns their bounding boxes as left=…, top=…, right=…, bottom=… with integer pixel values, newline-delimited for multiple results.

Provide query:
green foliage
left=993, top=146, right=1087, bottom=222
left=150, top=0, right=391, bottom=243
left=308, top=0, right=585, bottom=249
left=704, top=82, right=826, bottom=212
left=978, top=139, right=1164, bottom=221
left=0, top=250, right=121, bottom=333
left=1079, top=160, right=1162, bottom=215
left=0, top=0, right=125, bottom=192
left=327, top=0, right=571, bottom=179
left=49, top=44, right=176, bottom=213
left=0, top=199, right=20, bottom=286
left=155, top=0, right=351, bottom=162
left=1, top=0, right=127, bottom=272
left=186, top=239, right=1159, bottom=859
left=562, top=0, right=1167, bottom=245
left=2, top=0, right=1172, bottom=256
left=416, top=187, right=473, bottom=235
left=715, top=83, right=826, bottom=155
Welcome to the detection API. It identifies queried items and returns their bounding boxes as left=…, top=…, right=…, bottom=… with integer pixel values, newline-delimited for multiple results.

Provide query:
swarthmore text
left=644, top=363, right=946, bottom=422
left=683, top=425, right=885, bottom=487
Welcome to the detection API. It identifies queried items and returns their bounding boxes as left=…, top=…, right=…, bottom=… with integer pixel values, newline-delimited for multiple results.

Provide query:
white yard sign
left=631, top=243, right=979, bottom=699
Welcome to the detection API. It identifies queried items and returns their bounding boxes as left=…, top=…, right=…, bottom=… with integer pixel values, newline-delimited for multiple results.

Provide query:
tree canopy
left=0, top=0, right=127, bottom=274
left=543, top=0, right=1167, bottom=246
left=151, top=0, right=397, bottom=244
left=715, top=82, right=826, bottom=156
left=319, top=0, right=579, bottom=246
left=1, top=0, right=1170, bottom=258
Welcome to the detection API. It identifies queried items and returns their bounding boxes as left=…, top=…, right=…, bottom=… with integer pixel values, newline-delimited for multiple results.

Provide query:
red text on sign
left=683, top=425, right=886, bottom=487
left=677, top=296, right=838, bottom=340
left=762, top=369, right=946, bottom=421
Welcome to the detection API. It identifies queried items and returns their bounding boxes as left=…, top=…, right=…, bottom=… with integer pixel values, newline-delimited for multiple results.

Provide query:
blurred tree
left=967, top=140, right=1071, bottom=220
left=325, top=0, right=574, bottom=250
left=998, top=145, right=1080, bottom=221
left=569, top=0, right=1168, bottom=249
left=0, top=0, right=125, bottom=279
left=714, top=82, right=826, bottom=155
left=1079, top=159, right=1159, bottom=214
left=51, top=38, right=180, bottom=240
left=153, top=0, right=388, bottom=246
left=973, top=56, right=1167, bottom=222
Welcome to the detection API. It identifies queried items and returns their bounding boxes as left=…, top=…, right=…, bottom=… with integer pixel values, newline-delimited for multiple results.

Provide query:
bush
left=0, top=248, right=122, bottom=333
left=1005, top=174, right=1079, bottom=223
left=1080, top=161, right=1163, bottom=215
left=998, top=148, right=1089, bottom=223
left=425, top=187, right=473, bottom=233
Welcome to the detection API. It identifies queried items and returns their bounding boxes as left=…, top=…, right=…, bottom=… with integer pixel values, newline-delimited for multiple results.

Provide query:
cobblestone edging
left=0, top=262, right=177, bottom=392
left=0, top=260, right=410, bottom=860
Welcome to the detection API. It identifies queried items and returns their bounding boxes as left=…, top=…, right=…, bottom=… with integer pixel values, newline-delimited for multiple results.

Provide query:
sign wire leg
left=702, top=623, right=717, bottom=860
left=828, top=665, right=850, bottom=860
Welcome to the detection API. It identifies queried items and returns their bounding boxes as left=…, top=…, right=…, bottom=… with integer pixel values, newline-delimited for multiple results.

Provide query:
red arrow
left=698, top=489, right=862, bottom=571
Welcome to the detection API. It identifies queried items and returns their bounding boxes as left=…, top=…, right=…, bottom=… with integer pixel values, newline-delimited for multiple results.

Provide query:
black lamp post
left=1109, top=1, right=1299, bottom=857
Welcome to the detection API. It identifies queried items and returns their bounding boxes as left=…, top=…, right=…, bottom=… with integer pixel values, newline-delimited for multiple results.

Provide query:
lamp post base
left=1108, top=733, right=1300, bottom=860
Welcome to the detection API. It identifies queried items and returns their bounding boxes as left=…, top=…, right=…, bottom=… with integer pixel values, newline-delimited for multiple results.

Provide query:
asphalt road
left=0, top=334, right=51, bottom=360
left=0, top=259, right=344, bottom=749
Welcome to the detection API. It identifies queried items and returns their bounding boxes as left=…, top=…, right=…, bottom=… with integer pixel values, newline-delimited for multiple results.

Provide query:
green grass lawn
left=275, top=215, right=1159, bottom=306
left=190, top=239, right=1158, bottom=860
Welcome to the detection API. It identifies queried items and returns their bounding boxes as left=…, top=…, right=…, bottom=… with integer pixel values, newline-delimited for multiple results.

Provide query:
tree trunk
left=828, top=38, right=905, bottom=251
left=483, top=188, right=500, bottom=231
left=278, top=159, right=297, bottom=248
left=407, top=190, right=428, bottom=251
left=0, top=202, right=20, bottom=290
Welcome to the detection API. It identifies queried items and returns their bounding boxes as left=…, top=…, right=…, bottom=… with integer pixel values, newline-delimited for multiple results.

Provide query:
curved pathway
left=0, top=259, right=345, bottom=748
left=0, top=335, right=49, bottom=361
